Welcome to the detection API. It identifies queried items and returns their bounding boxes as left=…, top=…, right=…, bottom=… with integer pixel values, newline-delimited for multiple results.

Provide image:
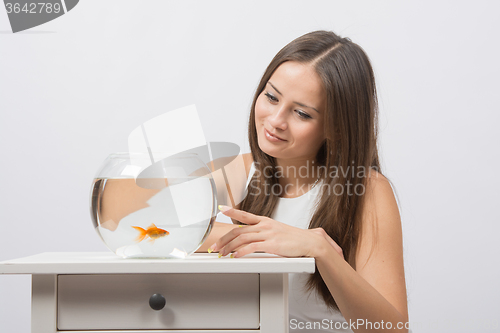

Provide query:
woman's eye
left=265, top=92, right=278, bottom=103
left=296, top=110, right=312, bottom=119
left=263, top=92, right=311, bottom=120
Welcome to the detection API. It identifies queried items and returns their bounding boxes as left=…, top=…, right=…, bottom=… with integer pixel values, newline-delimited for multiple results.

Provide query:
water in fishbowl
left=90, top=177, right=215, bottom=259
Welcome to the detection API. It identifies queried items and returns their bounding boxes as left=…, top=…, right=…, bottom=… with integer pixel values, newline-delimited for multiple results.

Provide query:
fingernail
left=233, top=252, right=238, bottom=258
left=208, top=243, right=217, bottom=253
left=218, top=205, right=231, bottom=212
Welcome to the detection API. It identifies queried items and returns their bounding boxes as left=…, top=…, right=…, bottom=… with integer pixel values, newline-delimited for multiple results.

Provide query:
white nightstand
left=0, top=252, right=315, bottom=333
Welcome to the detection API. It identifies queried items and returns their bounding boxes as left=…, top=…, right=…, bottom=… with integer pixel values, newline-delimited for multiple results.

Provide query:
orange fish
left=132, top=223, right=169, bottom=244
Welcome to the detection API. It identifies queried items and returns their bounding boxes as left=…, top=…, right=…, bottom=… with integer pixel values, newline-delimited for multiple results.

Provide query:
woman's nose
left=268, top=105, right=288, bottom=131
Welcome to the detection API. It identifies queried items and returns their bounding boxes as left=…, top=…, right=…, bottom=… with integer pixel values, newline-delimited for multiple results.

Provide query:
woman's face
left=255, top=61, right=326, bottom=162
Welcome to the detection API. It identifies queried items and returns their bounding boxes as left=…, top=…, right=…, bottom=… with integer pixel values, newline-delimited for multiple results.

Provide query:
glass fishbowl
left=90, top=152, right=217, bottom=259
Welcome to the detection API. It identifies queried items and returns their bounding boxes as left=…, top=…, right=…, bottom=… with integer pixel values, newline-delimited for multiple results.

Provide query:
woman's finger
left=219, top=231, right=266, bottom=256
left=219, top=205, right=262, bottom=225
left=232, top=241, right=268, bottom=258
left=210, top=223, right=257, bottom=252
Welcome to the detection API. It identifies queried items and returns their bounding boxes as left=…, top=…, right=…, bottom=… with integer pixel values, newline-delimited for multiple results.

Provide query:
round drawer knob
left=149, top=293, right=166, bottom=310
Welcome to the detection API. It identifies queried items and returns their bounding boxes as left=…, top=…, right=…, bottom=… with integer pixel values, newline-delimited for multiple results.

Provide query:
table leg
left=32, top=274, right=57, bottom=333
left=260, top=273, right=289, bottom=333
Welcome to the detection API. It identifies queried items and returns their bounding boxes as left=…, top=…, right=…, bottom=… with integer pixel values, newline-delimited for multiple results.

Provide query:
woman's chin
left=257, top=140, right=284, bottom=159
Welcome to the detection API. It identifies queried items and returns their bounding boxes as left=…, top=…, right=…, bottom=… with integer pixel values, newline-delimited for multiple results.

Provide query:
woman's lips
left=264, top=128, right=287, bottom=142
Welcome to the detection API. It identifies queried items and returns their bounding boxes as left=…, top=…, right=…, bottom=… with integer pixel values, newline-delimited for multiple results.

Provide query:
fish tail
left=132, top=226, right=147, bottom=243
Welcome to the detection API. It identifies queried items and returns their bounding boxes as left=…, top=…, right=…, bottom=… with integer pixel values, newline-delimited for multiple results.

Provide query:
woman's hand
left=210, top=205, right=344, bottom=259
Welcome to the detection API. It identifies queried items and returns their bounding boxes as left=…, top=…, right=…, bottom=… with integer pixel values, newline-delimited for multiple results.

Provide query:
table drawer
left=57, top=273, right=260, bottom=330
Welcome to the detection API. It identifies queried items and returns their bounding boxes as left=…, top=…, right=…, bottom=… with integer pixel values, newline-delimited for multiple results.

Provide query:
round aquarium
left=90, top=152, right=217, bottom=259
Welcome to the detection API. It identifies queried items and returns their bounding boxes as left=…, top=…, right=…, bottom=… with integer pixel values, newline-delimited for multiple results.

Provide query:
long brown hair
left=239, top=30, right=382, bottom=311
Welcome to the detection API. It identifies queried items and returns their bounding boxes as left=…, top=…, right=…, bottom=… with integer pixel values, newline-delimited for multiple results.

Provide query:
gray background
left=1, top=1, right=499, bottom=332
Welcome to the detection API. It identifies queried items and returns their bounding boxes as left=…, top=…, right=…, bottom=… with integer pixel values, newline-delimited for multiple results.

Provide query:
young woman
left=198, top=30, right=408, bottom=333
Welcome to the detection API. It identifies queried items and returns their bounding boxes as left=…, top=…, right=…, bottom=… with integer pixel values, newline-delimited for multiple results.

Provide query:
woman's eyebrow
left=267, top=81, right=320, bottom=114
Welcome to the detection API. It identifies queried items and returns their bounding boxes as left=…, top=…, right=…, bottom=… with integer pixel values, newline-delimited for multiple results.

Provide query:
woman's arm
left=312, top=174, right=408, bottom=332
left=195, top=153, right=254, bottom=253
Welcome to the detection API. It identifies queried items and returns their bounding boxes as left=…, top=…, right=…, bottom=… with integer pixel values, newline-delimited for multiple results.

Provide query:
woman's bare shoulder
left=358, top=168, right=401, bottom=253
left=211, top=152, right=253, bottom=178
left=366, top=168, right=388, bottom=184
left=211, top=153, right=253, bottom=213
left=242, top=152, right=254, bottom=179
left=363, top=169, right=397, bottom=214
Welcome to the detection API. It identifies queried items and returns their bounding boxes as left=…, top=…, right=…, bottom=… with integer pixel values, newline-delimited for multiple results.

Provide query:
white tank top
left=245, top=162, right=353, bottom=333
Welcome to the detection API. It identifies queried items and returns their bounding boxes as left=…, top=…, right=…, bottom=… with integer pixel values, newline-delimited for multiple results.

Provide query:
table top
left=0, top=252, right=316, bottom=274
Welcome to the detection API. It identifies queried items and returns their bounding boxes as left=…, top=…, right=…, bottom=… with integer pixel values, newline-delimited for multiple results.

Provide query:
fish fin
left=148, top=238, right=156, bottom=245
left=132, top=226, right=147, bottom=243
left=148, top=223, right=158, bottom=229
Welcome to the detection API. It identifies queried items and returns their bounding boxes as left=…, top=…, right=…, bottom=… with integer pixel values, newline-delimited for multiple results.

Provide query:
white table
left=0, top=252, right=315, bottom=333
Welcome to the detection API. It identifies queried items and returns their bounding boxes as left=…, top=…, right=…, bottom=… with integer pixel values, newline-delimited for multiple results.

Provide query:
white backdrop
left=1, top=1, right=499, bottom=332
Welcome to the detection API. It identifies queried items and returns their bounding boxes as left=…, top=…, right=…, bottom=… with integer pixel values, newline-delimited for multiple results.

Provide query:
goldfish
left=132, top=223, right=169, bottom=244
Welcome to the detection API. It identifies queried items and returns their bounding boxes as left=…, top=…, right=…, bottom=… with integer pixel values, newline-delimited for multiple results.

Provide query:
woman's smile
left=264, top=128, right=287, bottom=142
